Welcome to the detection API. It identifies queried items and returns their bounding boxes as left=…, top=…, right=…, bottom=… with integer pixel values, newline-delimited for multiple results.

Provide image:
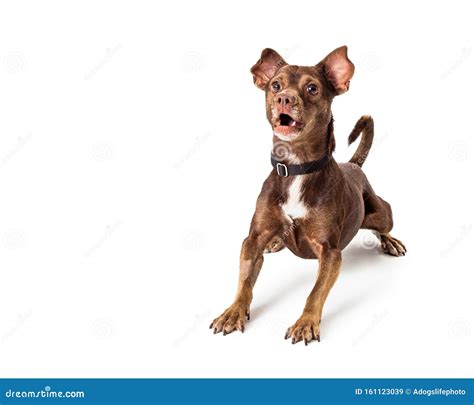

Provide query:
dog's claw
left=286, top=316, right=320, bottom=345
left=380, top=234, right=407, bottom=257
left=211, top=304, right=249, bottom=337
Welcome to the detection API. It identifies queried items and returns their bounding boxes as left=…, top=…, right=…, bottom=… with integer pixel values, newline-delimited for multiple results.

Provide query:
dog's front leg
left=210, top=229, right=274, bottom=335
left=285, top=247, right=342, bottom=345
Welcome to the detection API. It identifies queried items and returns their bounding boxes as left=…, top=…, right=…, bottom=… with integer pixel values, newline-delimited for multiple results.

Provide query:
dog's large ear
left=318, top=46, right=354, bottom=95
left=251, top=48, right=287, bottom=90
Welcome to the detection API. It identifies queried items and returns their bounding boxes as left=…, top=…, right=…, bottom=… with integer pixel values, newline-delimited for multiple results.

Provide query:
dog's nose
left=277, top=92, right=296, bottom=107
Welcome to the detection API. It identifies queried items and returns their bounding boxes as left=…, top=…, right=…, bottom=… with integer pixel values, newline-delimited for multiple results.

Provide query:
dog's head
left=251, top=46, right=354, bottom=142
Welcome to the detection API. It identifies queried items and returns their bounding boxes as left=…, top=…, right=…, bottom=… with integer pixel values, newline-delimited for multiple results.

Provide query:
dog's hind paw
left=379, top=234, right=406, bottom=257
left=210, top=303, right=249, bottom=335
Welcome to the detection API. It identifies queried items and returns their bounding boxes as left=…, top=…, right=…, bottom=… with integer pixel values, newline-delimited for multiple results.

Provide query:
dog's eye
left=307, top=83, right=318, bottom=95
left=271, top=81, right=281, bottom=92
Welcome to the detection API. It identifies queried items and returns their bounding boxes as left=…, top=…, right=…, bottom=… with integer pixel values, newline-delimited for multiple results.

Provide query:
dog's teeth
left=289, top=120, right=297, bottom=127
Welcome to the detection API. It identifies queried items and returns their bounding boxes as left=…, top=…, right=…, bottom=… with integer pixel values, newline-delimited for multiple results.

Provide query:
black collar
left=271, top=153, right=332, bottom=177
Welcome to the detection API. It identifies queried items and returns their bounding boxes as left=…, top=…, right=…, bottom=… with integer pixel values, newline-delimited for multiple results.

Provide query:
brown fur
left=210, top=46, right=406, bottom=345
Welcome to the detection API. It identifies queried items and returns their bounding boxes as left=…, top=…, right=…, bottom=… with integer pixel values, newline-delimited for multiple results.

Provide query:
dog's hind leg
left=361, top=190, right=406, bottom=256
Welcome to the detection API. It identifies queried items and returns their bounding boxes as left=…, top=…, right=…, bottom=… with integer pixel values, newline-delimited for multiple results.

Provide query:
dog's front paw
left=210, top=303, right=249, bottom=335
left=285, top=315, right=320, bottom=345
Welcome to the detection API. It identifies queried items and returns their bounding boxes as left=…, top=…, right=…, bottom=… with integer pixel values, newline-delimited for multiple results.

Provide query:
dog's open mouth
left=274, top=113, right=304, bottom=139
left=278, top=113, right=304, bottom=128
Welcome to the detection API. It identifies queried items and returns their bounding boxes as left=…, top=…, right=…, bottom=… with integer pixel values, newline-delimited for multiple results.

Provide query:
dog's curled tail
left=348, top=115, right=374, bottom=167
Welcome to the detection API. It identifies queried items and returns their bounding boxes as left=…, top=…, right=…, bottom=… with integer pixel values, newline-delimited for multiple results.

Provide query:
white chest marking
left=281, top=176, right=308, bottom=219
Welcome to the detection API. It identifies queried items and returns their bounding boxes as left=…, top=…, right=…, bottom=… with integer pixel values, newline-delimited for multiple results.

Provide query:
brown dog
left=210, top=46, right=406, bottom=345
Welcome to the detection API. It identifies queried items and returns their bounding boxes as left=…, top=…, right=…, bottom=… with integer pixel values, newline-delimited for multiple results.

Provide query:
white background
left=0, top=0, right=473, bottom=377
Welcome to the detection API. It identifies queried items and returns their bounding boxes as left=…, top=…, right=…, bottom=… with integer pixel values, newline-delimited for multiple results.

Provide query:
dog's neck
left=272, top=116, right=335, bottom=165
